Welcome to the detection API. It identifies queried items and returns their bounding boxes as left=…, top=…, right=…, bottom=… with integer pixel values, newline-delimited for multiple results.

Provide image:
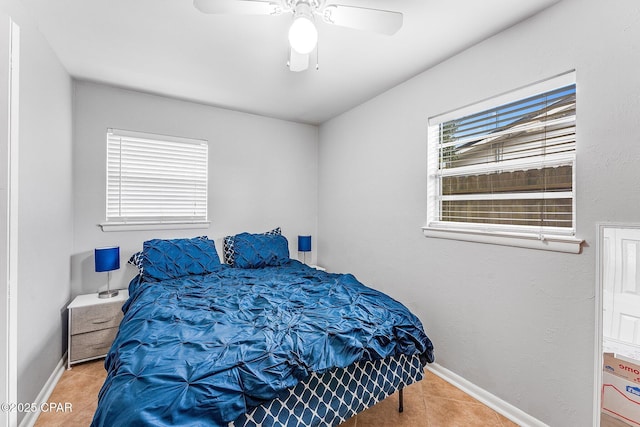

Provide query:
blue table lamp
left=298, top=235, right=311, bottom=264
left=95, top=246, right=120, bottom=298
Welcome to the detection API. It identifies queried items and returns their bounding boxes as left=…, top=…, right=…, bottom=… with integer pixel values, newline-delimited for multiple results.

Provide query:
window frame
left=423, top=72, right=583, bottom=253
left=99, top=128, right=210, bottom=232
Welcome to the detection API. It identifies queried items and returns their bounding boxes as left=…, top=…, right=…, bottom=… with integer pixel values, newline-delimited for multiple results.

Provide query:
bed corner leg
left=398, top=387, right=404, bottom=413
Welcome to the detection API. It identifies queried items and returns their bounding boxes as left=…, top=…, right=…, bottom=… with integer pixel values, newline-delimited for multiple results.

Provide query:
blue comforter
left=91, top=260, right=434, bottom=426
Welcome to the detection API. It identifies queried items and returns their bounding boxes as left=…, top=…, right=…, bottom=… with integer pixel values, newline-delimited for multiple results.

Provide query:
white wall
left=72, top=81, right=319, bottom=296
left=0, top=0, right=74, bottom=422
left=318, top=0, right=640, bottom=425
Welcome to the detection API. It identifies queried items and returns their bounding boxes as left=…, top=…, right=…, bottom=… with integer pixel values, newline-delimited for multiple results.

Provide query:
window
left=424, top=72, right=582, bottom=253
left=100, top=129, right=208, bottom=231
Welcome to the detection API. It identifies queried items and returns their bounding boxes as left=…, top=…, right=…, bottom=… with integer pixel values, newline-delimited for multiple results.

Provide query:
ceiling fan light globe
left=288, top=16, right=318, bottom=54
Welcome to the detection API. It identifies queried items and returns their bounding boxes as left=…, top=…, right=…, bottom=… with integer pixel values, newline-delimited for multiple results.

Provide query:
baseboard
left=426, top=362, right=549, bottom=427
left=18, top=352, right=67, bottom=427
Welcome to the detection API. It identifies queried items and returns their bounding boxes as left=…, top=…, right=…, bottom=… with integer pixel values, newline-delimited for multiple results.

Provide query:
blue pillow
left=142, top=236, right=221, bottom=280
left=223, top=227, right=281, bottom=266
left=232, top=233, right=289, bottom=269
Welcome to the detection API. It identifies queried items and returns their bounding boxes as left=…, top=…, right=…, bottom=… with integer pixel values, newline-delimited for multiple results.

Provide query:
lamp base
left=98, top=289, right=119, bottom=299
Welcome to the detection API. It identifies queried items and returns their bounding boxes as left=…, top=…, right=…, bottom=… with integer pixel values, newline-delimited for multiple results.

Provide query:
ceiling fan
left=193, top=0, right=403, bottom=72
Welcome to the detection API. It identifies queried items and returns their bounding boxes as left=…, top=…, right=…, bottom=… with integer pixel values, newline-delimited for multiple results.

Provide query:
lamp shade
left=297, top=235, right=312, bottom=252
left=95, top=246, right=120, bottom=272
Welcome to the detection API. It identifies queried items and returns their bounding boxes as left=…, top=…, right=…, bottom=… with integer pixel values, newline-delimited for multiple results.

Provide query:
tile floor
left=601, top=413, right=637, bottom=427
left=35, top=359, right=518, bottom=427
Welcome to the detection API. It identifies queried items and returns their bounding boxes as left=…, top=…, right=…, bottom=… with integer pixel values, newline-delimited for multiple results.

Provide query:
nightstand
left=67, top=290, right=128, bottom=369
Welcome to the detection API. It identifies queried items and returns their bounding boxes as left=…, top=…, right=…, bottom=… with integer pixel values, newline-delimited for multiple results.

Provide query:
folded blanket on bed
left=91, top=260, right=434, bottom=427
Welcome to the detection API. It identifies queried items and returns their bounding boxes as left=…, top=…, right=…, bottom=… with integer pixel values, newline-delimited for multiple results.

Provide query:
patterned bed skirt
left=231, top=353, right=425, bottom=426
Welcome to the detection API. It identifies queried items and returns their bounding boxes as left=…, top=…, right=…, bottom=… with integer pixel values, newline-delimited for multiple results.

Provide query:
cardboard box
left=604, top=353, right=640, bottom=383
left=602, top=371, right=640, bottom=426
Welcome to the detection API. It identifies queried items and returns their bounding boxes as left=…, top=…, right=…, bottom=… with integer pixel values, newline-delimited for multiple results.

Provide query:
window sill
left=99, top=220, right=210, bottom=232
left=422, top=226, right=583, bottom=254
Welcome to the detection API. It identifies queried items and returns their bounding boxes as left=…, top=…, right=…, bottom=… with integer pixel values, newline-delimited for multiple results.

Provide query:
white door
left=0, top=14, right=18, bottom=427
left=0, top=15, right=9, bottom=427
left=603, top=227, right=640, bottom=346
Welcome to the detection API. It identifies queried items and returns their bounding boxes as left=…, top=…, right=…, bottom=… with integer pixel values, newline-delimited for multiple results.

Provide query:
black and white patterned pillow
left=223, top=227, right=281, bottom=266
left=128, top=251, right=145, bottom=274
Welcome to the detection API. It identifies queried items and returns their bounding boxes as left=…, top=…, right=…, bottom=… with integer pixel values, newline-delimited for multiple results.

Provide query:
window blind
left=427, top=81, right=576, bottom=237
left=106, top=129, right=208, bottom=223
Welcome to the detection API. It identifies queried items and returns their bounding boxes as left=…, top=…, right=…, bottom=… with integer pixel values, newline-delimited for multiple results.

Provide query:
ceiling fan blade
left=321, top=4, right=402, bottom=35
left=194, top=0, right=281, bottom=15
left=288, top=48, right=309, bottom=72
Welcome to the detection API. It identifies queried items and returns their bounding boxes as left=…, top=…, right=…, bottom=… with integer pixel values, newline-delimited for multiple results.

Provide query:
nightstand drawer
left=71, top=302, right=123, bottom=334
left=69, top=327, right=119, bottom=363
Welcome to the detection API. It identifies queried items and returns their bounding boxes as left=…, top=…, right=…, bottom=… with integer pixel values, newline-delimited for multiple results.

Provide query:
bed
left=91, top=234, right=434, bottom=426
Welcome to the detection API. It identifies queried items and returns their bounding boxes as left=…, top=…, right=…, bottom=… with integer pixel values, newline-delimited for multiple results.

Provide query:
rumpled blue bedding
left=91, top=260, right=434, bottom=427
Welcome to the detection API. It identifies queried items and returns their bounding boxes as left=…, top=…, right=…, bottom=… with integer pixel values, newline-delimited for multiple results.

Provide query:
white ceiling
left=20, top=0, right=560, bottom=124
